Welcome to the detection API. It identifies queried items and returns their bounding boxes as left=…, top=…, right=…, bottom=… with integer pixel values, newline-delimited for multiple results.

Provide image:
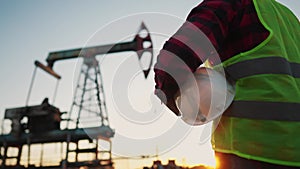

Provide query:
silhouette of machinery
left=0, top=23, right=153, bottom=169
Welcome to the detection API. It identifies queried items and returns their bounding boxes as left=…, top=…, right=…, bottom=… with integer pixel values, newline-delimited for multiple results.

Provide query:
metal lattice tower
left=66, top=56, right=109, bottom=129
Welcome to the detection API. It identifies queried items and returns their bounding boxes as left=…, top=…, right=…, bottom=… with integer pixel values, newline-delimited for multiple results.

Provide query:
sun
left=214, top=155, right=221, bottom=169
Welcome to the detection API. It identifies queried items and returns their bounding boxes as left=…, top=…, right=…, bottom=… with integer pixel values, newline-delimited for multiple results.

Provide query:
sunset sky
left=0, top=1, right=299, bottom=169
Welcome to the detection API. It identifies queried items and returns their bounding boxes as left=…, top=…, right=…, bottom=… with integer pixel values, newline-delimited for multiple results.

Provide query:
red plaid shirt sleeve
left=154, top=0, right=269, bottom=102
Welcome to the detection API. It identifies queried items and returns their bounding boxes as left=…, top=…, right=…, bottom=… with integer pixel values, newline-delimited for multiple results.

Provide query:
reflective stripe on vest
left=224, top=101, right=300, bottom=121
left=225, top=56, right=300, bottom=80
left=224, top=56, right=300, bottom=121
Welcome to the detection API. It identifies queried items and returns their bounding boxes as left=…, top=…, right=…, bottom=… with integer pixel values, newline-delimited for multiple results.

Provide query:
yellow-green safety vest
left=212, top=0, right=300, bottom=167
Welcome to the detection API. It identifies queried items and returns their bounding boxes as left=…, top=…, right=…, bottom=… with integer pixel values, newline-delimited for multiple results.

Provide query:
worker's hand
left=155, top=89, right=181, bottom=116
left=166, top=97, right=181, bottom=116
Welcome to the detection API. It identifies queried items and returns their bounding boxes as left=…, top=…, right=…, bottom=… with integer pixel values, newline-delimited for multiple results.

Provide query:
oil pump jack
left=0, top=23, right=153, bottom=169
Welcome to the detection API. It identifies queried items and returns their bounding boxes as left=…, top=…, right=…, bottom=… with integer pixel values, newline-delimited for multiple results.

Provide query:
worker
left=154, top=0, right=300, bottom=168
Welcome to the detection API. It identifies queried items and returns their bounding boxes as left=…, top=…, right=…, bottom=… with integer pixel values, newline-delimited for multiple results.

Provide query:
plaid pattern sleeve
left=154, top=0, right=269, bottom=102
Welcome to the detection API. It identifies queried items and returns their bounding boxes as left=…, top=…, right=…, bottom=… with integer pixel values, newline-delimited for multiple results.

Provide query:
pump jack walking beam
left=35, top=22, right=153, bottom=79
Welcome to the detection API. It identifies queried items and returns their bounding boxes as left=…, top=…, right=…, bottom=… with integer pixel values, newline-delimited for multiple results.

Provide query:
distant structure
left=142, top=160, right=214, bottom=169
left=143, top=160, right=182, bottom=169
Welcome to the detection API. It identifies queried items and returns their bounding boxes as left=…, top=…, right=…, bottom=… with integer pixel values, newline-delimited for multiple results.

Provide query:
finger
left=167, top=99, right=181, bottom=116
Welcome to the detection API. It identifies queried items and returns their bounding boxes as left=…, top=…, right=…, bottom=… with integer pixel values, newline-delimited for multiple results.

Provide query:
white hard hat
left=175, top=67, right=235, bottom=126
